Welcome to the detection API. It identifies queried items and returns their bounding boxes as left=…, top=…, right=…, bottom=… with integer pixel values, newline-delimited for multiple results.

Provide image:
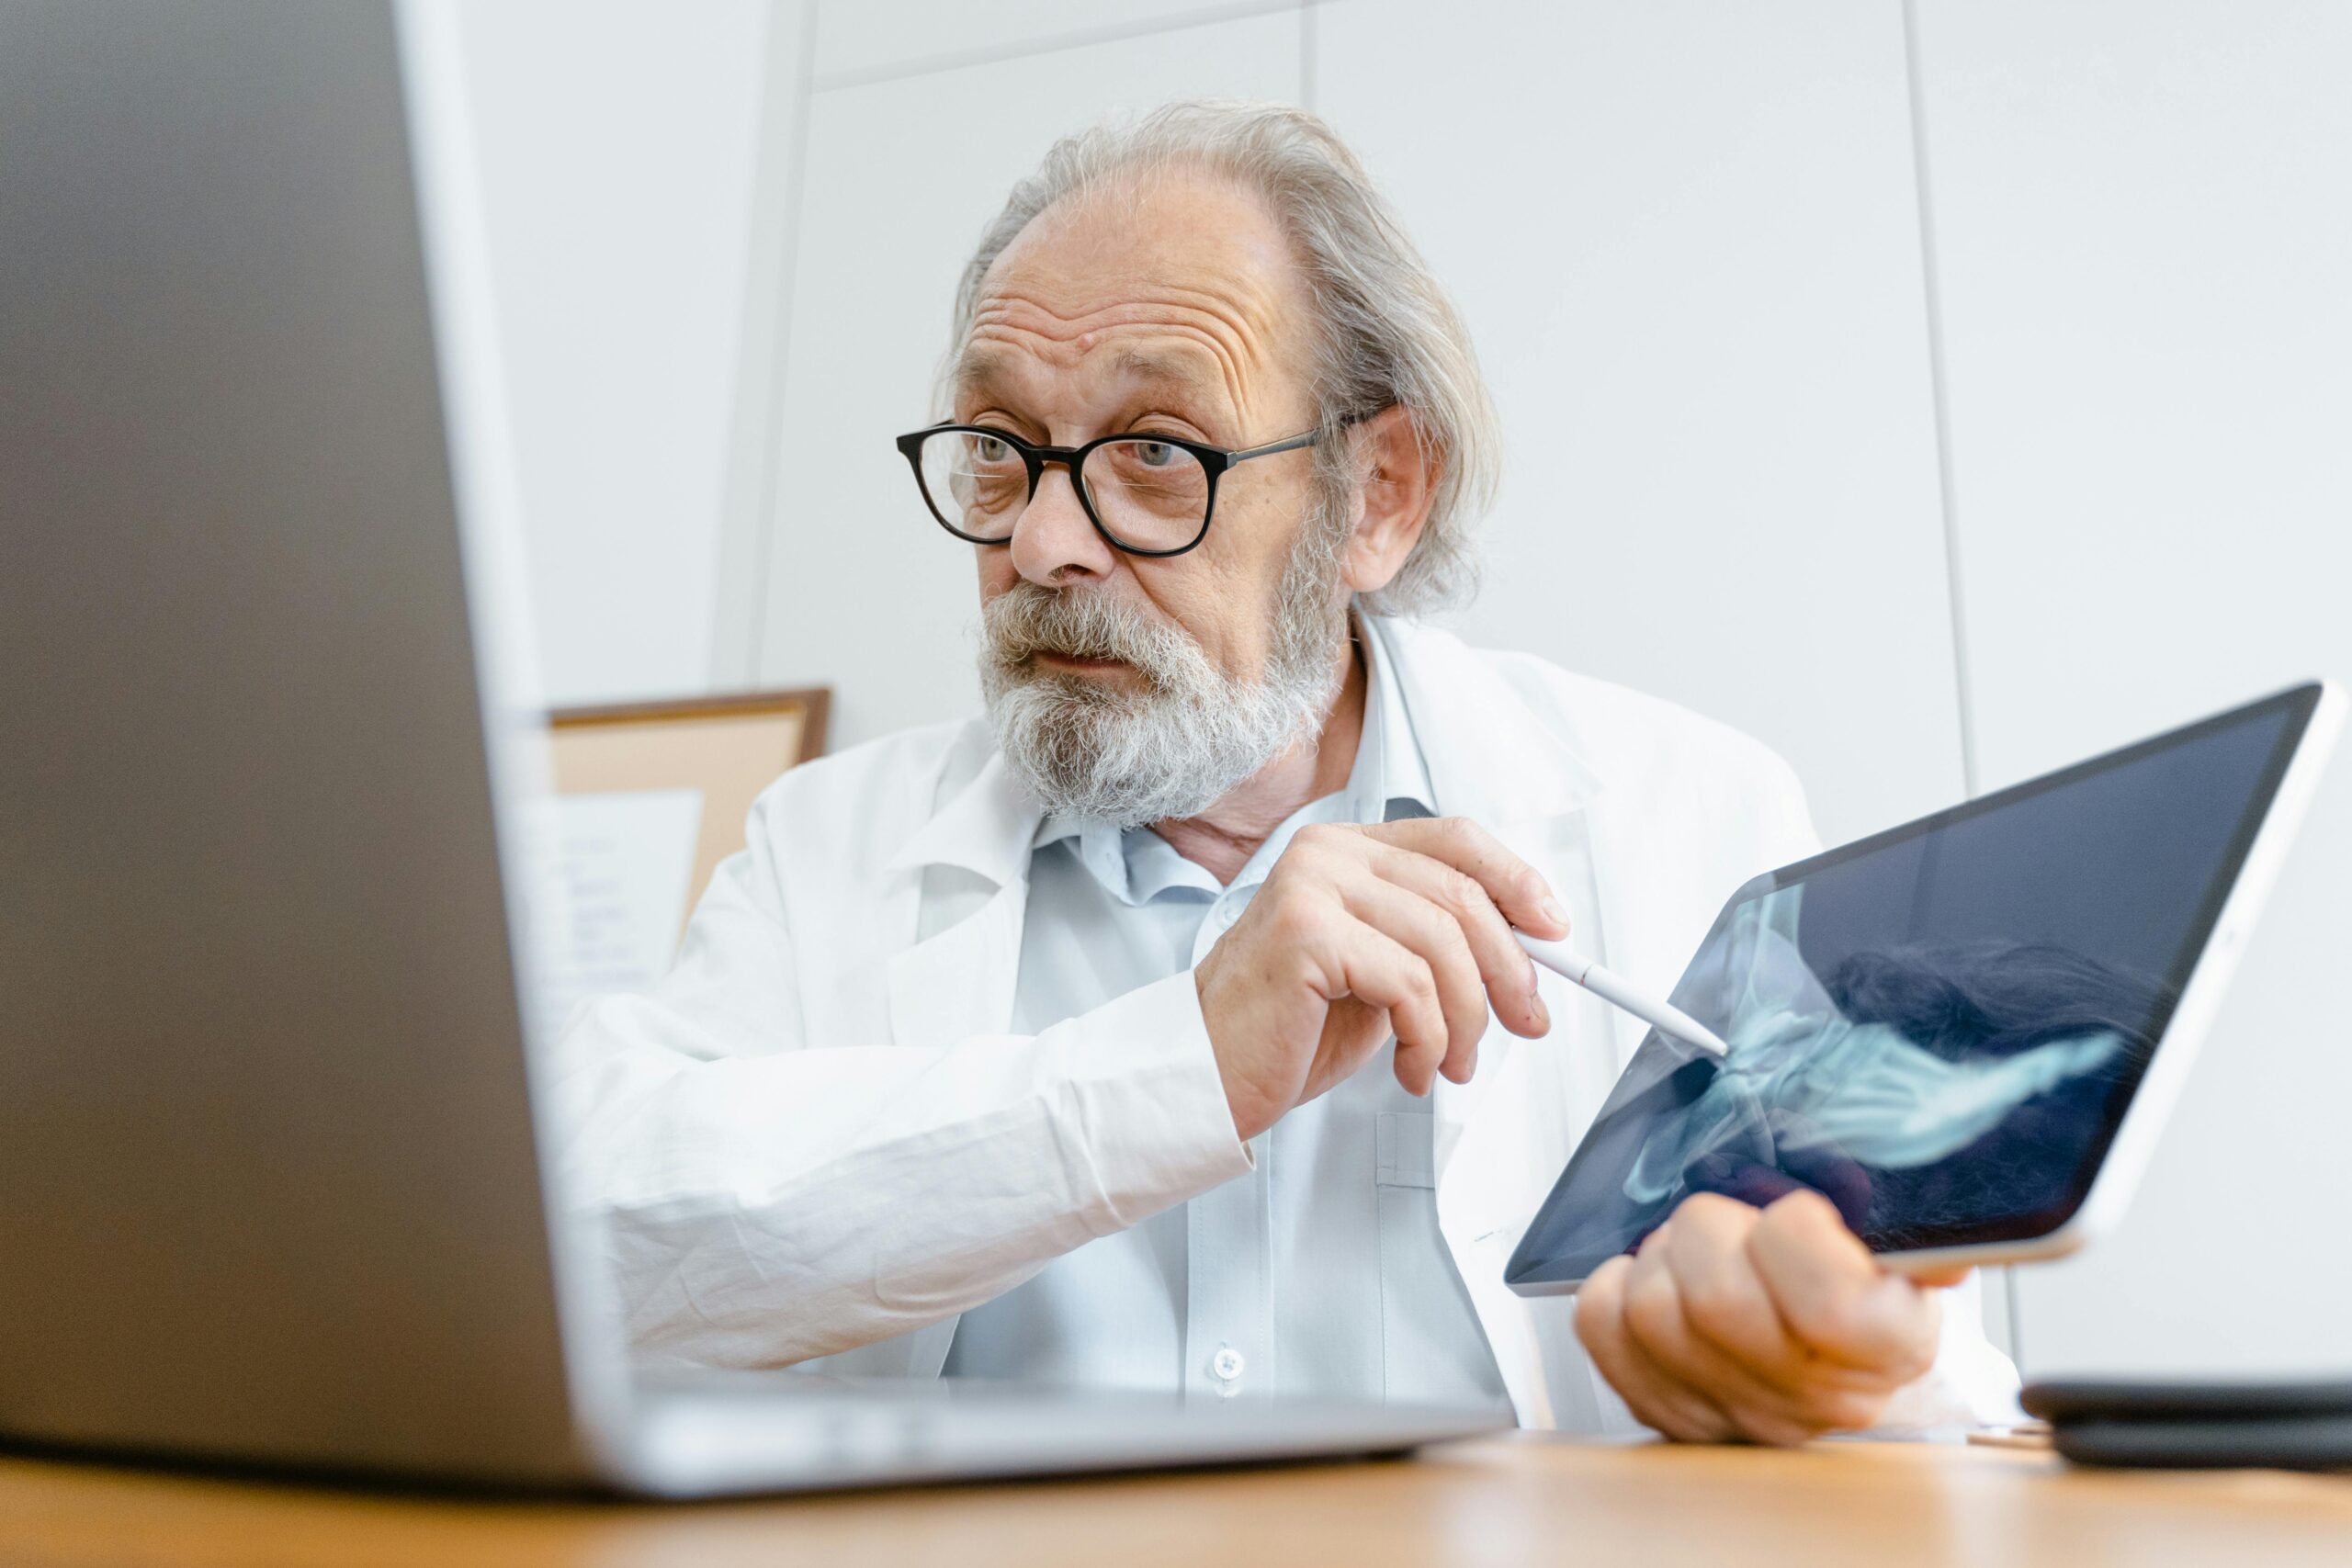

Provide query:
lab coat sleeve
left=544, top=828, right=1254, bottom=1370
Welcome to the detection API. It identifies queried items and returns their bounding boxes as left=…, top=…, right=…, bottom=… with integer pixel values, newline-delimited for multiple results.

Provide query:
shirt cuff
left=1043, top=968, right=1255, bottom=1232
left=1874, top=1274, right=2028, bottom=1433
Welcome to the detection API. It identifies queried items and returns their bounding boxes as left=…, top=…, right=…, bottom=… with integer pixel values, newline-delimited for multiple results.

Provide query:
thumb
left=1903, top=1266, right=1972, bottom=1290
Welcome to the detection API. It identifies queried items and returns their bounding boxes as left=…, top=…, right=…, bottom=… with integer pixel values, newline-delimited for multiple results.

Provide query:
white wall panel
left=812, top=0, right=1297, bottom=84
left=454, top=0, right=775, bottom=706
left=1918, top=0, right=2352, bottom=1375
left=1317, top=0, right=1966, bottom=846
left=757, top=15, right=1301, bottom=747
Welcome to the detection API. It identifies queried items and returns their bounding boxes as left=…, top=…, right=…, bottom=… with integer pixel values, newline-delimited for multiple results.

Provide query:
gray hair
left=946, top=99, right=1499, bottom=615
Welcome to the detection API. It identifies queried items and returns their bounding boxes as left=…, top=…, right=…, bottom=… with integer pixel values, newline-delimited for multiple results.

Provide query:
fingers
left=1747, top=1190, right=1941, bottom=1382
left=1288, top=819, right=1554, bottom=1043
left=1334, top=879, right=1491, bottom=1086
left=1206, top=818, right=1562, bottom=1134
left=1358, top=839, right=1549, bottom=1039
left=1362, top=818, right=1568, bottom=941
left=1576, top=1256, right=1737, bottom=1442
left=1617, top=1230, right=1878, bottom=1445
left=1317, top=916, right=1451, bottom=1096
left=1576, top=1190, right=1948, bottom=1446
left=1654, top=1194, right=1819, bottom=1395
left=1656, top=1196, right=1893, bottom=1429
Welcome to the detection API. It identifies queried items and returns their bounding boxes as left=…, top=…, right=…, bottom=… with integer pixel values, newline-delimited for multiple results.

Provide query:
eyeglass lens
left=918, top=431, right=1211, bottom=551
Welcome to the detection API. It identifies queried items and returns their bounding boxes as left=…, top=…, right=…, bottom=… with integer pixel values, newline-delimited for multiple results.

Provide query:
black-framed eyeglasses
left=893, top=423, right=1320, bottom=558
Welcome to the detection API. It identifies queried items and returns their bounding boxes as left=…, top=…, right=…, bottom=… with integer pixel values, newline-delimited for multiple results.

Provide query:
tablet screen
left=1505, top=686, right=2319, bottom=1289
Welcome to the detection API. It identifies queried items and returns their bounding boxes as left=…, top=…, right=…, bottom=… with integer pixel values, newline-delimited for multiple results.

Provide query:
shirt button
left=1210, top=1346, right=1246, bottom=1388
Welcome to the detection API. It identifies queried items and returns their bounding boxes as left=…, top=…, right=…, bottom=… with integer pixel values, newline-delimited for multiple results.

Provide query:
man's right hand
left=1193, top=818, right=1568, bottom=1141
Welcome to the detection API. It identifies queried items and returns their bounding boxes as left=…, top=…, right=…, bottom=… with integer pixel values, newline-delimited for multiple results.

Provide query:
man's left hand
left=1574, top=1189, right=1963, bottom=1446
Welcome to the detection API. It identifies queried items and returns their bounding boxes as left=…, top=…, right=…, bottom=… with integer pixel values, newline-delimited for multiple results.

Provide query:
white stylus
left=1515, top=931, right=1732, bottom=1058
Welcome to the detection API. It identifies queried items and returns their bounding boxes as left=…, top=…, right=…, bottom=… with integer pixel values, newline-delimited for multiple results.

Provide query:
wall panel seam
left=1299, top=0, right=1317, bottom=111
left=1900, top=0, right=1979, bottom=803
left=1901, top=0, right=2018, bottom=1366
left=718, top=0, right=820, bottom=686
left=810, top=0, right=1300, bottom=93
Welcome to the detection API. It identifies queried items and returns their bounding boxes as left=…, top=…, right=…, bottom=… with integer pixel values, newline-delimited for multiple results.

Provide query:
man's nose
left=1008, top=465, right=1117, bottom=588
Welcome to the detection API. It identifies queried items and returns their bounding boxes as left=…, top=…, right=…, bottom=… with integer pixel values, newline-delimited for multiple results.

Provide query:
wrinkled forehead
left=953, top=171, right=1316, bottom=436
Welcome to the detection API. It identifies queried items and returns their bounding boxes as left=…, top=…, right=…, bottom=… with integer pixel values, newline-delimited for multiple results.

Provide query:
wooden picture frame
left=547, top=688, right=830, bottom=917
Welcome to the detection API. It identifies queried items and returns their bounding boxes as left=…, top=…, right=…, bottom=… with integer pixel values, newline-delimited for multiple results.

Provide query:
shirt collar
left=1351, top=603, right=1437, bottom=821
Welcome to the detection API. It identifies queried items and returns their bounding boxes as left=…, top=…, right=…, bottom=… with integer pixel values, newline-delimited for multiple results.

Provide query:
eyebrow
left=950, top=347, right=1012, bottom=400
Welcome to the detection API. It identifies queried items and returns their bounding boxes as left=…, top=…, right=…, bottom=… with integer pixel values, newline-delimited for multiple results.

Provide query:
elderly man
left=557, top=101, right=2018, bottom=1441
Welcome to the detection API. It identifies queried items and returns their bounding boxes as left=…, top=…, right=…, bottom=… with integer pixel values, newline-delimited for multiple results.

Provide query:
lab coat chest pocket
left=1375, top=1111, right=1509, bottom=1408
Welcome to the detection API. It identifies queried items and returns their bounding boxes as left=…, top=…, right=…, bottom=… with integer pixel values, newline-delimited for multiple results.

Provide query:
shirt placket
left=1184, top=878, right=1273, bottom=1400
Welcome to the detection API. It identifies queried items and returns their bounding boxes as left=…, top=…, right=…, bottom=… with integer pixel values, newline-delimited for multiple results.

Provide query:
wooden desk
left=5, top=1436, right=2348, bottom=1568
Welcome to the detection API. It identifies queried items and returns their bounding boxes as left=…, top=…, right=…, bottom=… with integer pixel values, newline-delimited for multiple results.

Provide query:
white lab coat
left=554, top=615, right=2018, bottom=1430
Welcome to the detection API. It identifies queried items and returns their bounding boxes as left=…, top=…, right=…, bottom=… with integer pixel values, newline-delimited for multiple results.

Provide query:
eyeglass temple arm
left=1227, top=429, right=1320, bottom=464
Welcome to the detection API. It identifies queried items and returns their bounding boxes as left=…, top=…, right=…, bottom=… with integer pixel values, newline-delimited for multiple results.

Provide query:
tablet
left=1505, top=682, right=2343, bottom=1295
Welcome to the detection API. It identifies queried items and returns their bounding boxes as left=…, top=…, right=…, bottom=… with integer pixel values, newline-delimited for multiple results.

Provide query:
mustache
left=982, top=584, right=1193, bottom=683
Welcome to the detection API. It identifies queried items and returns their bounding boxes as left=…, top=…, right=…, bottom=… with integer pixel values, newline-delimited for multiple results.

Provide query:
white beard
left=980, top=511, right=1351, bottom=829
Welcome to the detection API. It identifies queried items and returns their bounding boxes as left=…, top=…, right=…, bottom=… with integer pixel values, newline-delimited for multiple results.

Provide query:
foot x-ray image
left=1623, top=886, right=2155, bottom=1247
left=1508, top=690, right=2310, bottom=1286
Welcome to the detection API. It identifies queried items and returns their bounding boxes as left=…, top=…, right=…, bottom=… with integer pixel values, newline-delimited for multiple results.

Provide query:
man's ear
left=1338, top=405, right=1440, bottom=597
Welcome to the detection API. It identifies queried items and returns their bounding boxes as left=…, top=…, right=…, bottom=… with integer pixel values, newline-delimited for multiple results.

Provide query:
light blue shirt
left=944, top=622, right=1513, bottom=1410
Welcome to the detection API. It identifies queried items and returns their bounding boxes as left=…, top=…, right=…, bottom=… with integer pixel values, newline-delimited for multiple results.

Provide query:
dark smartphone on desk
left=2023, top=1378, right=2352, bottom=1471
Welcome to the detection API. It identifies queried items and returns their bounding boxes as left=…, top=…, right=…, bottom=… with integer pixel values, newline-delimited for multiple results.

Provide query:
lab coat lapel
left=883, top=750, right=1041, bottom=1046
left=1374, top=615, right=1617, bottom=1428
left=1373, top=618, right=1601, bottom=1168
left=823, top=751, right=1039, bottom=1382
left=884, top=884, right=1025, bottom=1044
left=1578, top=788, right=1683, bottom=1061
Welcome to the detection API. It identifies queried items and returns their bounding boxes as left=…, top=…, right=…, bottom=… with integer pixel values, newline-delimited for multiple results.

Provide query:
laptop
left=0, top=0, right=1503, bottom=1494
